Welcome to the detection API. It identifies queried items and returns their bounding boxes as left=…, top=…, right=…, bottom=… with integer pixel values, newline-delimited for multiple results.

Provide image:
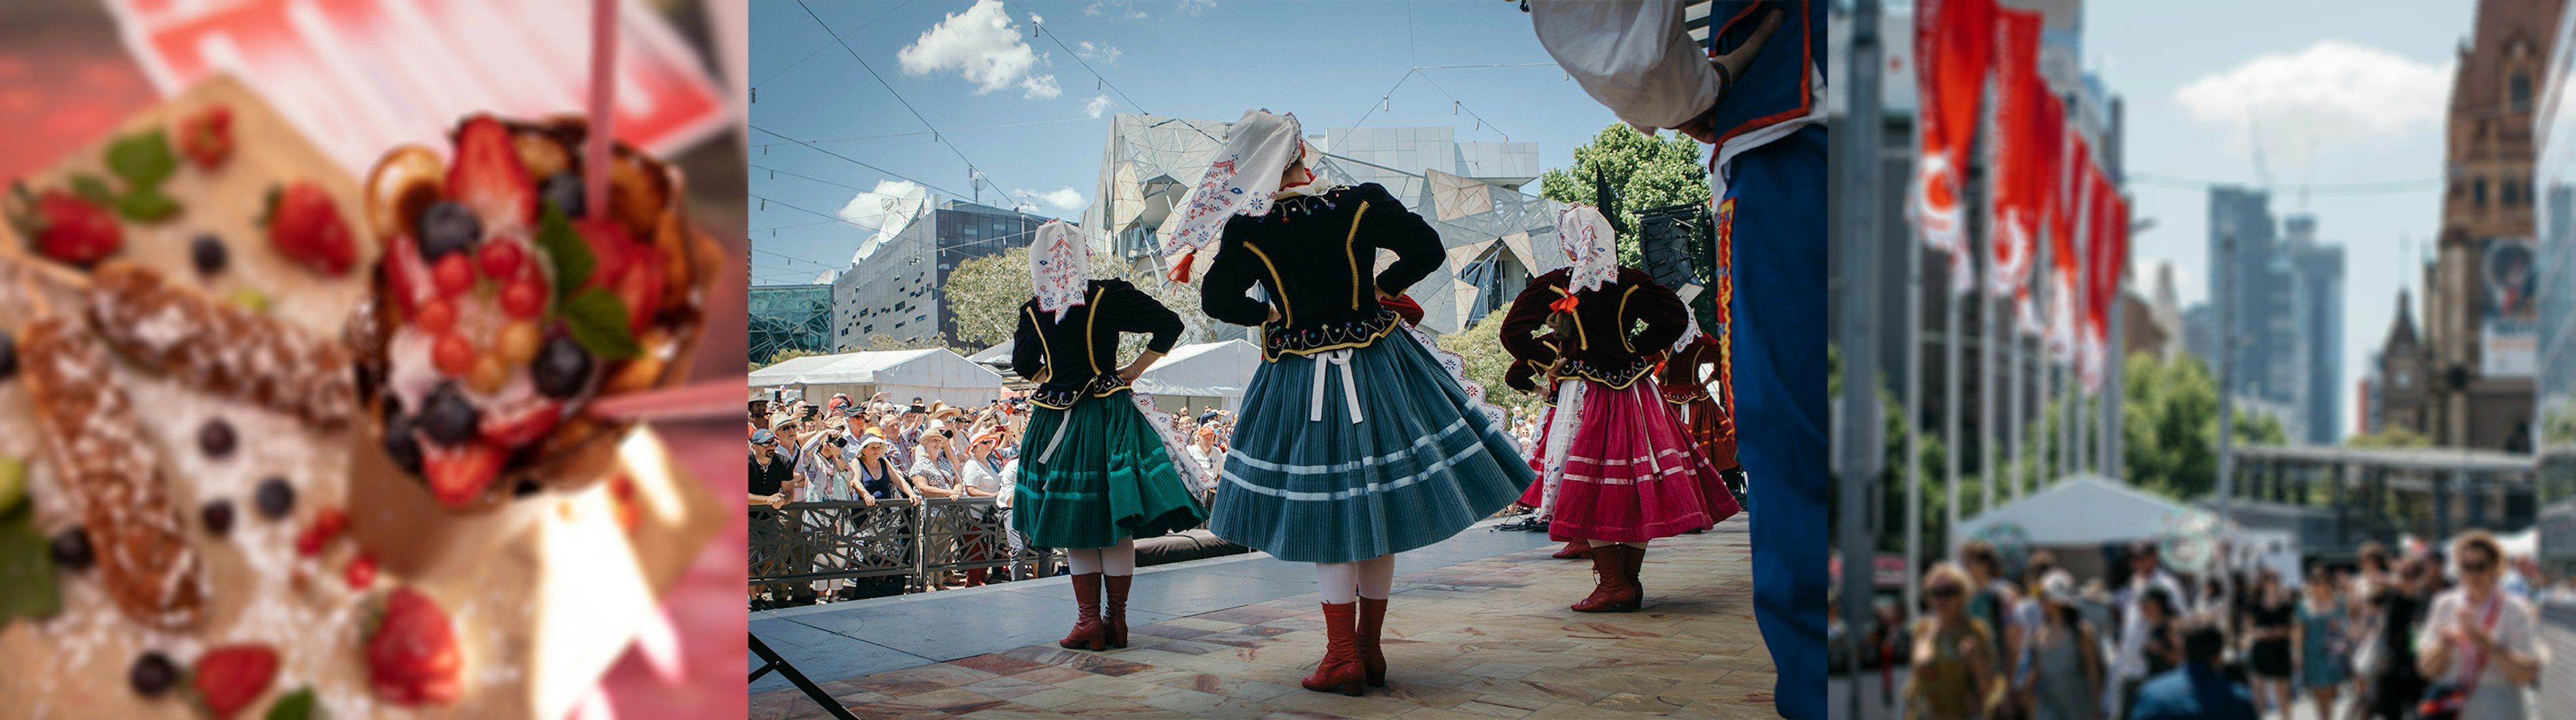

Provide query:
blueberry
left=201, top=499, right=234, bottom=536
left=418, top=382, right=480, bottom=444
left=198, top=418, right=237, bottom=458
left=129, top=652, right=178, bottom=697
left=254, top=476, right=296, bottom=519
left=541, top=171, right=586, bottom=219
left=48, top=527, right=92, bottom=570
left=382, top=413, right=424, bottom=474
left=0, top=333, right=15, bottom=381
left=532, top=335, right=592, bottom=399
left=415, top=200, right=481, bottom=260
left=190, top=234, right=227, bottom=275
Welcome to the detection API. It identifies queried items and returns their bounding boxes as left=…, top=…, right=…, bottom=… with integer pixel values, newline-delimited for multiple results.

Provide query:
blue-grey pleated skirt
left=1208, top=330, right=1536, bottom=563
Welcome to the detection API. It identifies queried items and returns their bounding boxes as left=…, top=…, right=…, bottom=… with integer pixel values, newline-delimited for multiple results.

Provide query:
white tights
left=1062, top=537, right=1137, bottom=576
left=1314, top=554, right=1396, bottom=604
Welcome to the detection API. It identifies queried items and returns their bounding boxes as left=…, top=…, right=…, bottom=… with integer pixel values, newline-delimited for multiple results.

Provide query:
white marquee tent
left=747, top=348, right=1005, bottom=407
left=1953, top=474, right=2214, bottom=550
left=1132, top=340, right=1263, bottom=414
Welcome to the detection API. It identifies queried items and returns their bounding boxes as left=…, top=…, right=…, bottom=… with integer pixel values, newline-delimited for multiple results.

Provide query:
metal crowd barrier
left=748, top=497, right=1057, bottom=595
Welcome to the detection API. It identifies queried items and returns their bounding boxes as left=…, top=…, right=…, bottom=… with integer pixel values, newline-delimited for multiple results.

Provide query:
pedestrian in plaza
left=2244, top=568, right=2296, bottom=715
left=2109, top=542, right=2186, bottom=719
left=1171, top=109, right=1532, bottom=697
left=2294, top=570, right=2349, bottom=720
left=2414, top=531, right=2540, bottom=719
left=2359, top=556, right=2432, bottom=720
left=2019, top=570, right=2104, bottom=720
left=2129, top=613, right=2257, bottom=720
left=1908, top=563, right=2002, bottom=720
left=1011, top=220, right=1207, bottom=652
left=1497, top=205, right=1737, bottom=615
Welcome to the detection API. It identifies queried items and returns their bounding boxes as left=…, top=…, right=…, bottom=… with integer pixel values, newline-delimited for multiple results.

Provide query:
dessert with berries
left=353, top=113, right=714, bottom=511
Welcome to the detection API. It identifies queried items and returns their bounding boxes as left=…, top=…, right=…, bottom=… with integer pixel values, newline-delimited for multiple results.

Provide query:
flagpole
left=1945, top=240, right=1964, bottom=560
left=1904, top=146, right=1925, bottom=617
left=2102, top=97, right=2127, bottom=481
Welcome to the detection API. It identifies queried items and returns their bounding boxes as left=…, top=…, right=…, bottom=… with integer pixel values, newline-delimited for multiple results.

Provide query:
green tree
left=1441, top=308, right=1545, bottom=420
left=2118, top=351, right=2285, bottom=501
left=1536, top=123, right=1711, bottom=267
left=942, top=247, right=1032, bottom=348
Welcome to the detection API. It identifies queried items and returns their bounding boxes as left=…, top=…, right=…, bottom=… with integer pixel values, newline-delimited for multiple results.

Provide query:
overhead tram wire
left=749, top=125, right=980, bottom=201
left=751, top=0, right=914, bottom=90
left=1006, top=1, right=1226, bottom=145
left=1340, top=63, right=1539, bottom=142
left=792, top=0, right=1037, bottom=211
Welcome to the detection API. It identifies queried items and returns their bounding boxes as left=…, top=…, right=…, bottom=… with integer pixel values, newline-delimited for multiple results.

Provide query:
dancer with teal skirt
left=1161, top=109, right=1535, bottom=697
left=1010, top=220, right=1210, bottom=652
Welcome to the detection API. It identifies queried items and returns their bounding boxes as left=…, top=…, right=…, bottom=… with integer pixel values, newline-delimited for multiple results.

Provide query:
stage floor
left=750, top=516, right=1773, bottom=719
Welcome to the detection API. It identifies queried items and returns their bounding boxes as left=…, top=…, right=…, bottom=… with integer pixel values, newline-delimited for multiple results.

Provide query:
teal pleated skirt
left=1012, top=389, right=1208, bottom=549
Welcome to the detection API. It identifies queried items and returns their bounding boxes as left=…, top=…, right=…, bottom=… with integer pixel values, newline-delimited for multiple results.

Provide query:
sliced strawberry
left=614, top=242, right=664, bottom=331
left=21, top=189, right=121, bottom=266
left=420, top=440, right=502, bottom=509
left=178, top=105, right=232, bottom=169
left=384, top=234, right=434, bottom=315
left=266, top=183, right=356, bottom=275
left=572, top=217, right=634, bottom=292
left=368, top=587, right=464, bottom=705
left=478, top=397, right=561, bottom=450
left=447, top=115, right=536, bottom=229
left=193, top=644, right=278, bottom=719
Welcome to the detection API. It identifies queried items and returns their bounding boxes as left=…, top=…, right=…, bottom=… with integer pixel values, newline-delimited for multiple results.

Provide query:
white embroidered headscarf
left=1556, top=205, right=1619, bottom=296
left=1029, top=220, right=1088, bottom=323
left=1161, top=109, right=1308, bottom=281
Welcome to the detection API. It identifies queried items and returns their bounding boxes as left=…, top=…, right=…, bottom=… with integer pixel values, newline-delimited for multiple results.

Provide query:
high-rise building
left=2286, top=215, right=2346, bottom=445
left=2200, top=192, right=2346, bottom=444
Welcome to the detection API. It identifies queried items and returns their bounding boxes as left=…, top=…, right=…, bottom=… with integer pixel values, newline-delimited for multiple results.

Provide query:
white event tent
left=748, top=349, right=1004, bottom=407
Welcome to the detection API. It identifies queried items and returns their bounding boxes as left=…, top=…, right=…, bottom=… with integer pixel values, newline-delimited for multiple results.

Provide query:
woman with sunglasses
left=1909, top=563, right=2004, bottom=720
left=2415, top=531, right=2539, bottom=719
left=1012, top=220, right=1208, bottom=652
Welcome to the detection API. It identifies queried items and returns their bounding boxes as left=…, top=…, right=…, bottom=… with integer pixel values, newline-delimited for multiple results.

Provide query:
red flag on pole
left=1986, top=8, right=2044, bottom=301
left=2080, top=165, right=2117, bottom=392
left=2047, top=135, right=2088, bottom=362
left=1910, top=0, right=1994, bottom=295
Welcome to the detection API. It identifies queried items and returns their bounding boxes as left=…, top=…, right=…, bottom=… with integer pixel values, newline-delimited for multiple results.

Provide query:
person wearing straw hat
left=1497, top=205, right=1738, bottom=614
left=1169, top=109, right=1534, bottom=697
left=2021, top=570, right=2105, bottom=720
left=1010, top=220, right=1207, bottom=650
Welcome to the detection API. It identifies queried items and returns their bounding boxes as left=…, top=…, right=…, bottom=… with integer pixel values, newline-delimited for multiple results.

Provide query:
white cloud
left=840, top=180, right=932, bottom=263
left=1028, top=11, right=1043, bottom=25
left=2174, top=41, right=2450, bottom=158
left=1016, top=187, right=1087, bottom=211
left=1075, top=41, right=1122, bottom=66
left=1084, top=0, right=1147, bottom=19
left=1176, top=0, right=1216, bottom=15
left=1083, top=95, right=1113, bottom=118
left=896, top=0, right=1061, bottom=100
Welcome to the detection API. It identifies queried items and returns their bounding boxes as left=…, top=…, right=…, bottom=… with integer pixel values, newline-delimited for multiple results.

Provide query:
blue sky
left=2084, top=0, right=2480, bottom=439
left=746, top=0, right=1631, bottom=287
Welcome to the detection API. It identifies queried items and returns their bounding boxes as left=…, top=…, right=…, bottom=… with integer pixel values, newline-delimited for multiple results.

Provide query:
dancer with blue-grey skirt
left=1160, top=109, right=1536, bottom=697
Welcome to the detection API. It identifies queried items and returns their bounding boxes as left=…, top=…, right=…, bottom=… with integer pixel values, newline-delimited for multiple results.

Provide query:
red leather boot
left=1571, top=544, right=1640, bottom=613
left=1550, top=539, right=1593, bottom=559
left=1300, top=602, right=1366, bottom=696
left=1058, top=573, right=1107, bottom=650
left=1355, top=597, right=1389, bottom=686
left=964, top=568, right=988, bottom=586
left=1104, top=574, right=1133, bottom=649
left=1622, top=544, right=1648, bottom=605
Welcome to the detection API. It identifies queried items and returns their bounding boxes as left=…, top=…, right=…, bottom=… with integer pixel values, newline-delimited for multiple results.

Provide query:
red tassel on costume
left=1548, top=294, right=1581, bottom=314
left=1167, top=249, right=1199, bottom=283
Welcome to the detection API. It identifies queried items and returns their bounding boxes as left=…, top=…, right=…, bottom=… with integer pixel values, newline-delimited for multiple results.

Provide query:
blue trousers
left=1722, top=123, right=1827, bottom=719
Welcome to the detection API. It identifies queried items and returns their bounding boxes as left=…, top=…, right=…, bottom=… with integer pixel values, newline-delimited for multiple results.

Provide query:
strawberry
left=384, top=234, right=434, bottom=315
left=368, top=587, right=463, bottom=705
left=178, top=105, right=232, bottom=169
left=572, top=217, right=634, bottom=292
left=264, top=183, right=356, bottom=275
left=447, top=115, right=536, bottom=229
left=14, top=189, right=122, bottom=266
left=614, top=242, right=664, bottom=331
left=478, top=397, right=561, bottom=449
left=421, top=440, right=501, bottom=509
left=193, top=644, right=278, bottom=719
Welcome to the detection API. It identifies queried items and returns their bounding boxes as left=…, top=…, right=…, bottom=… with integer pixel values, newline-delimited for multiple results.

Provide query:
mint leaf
left=561, top=289, right=641, bottom=360
left=68, top=174, right=115, bottom=206
left=533, top=204, right=593, bottom=304
left=264, top=686, right=318, bottom=720
left=105, top=130, right=177, bottom=189
left=116, top=187, right=180, bottom=222
left=0, top=513, right=59, bottom=623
